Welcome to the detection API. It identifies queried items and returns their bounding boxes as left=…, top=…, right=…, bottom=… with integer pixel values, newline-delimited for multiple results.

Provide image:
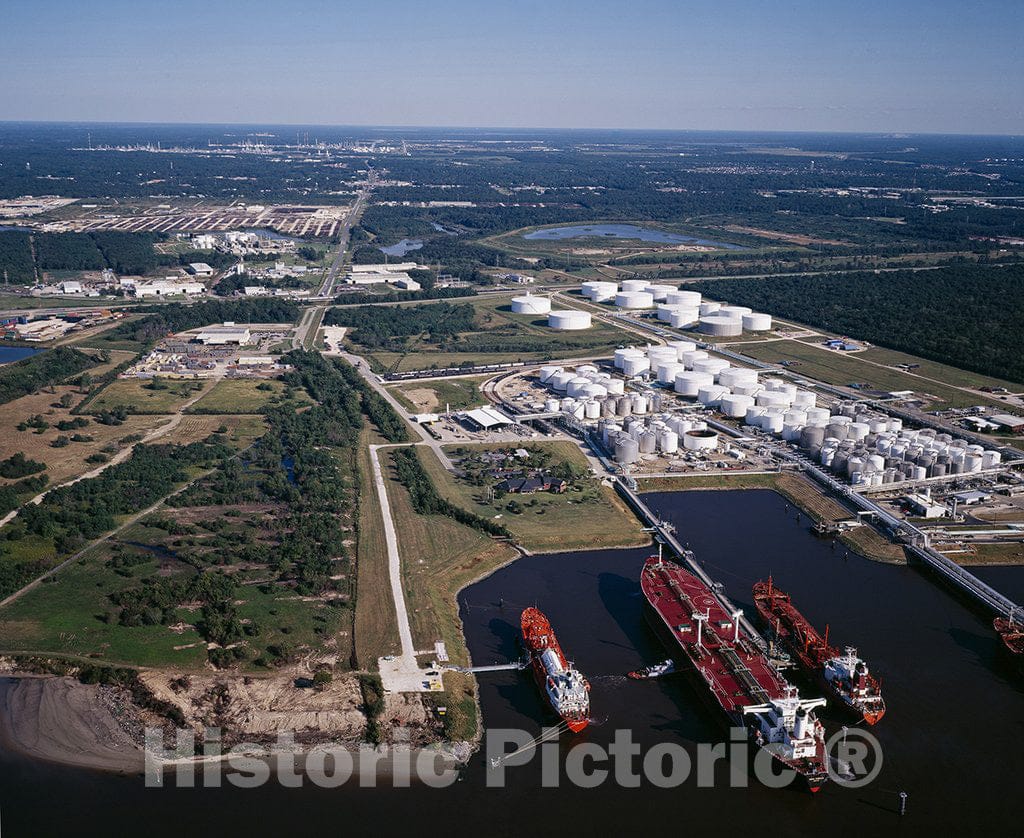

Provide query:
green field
left=85, top=377, right=209, bottom=414
left=737, top=339, right=1008, bottom=410
left=188, top=378, right=303, bottom=414
left=389, top=376, right=489, bottom=413
left=421, top=442, right=649, bottom=552
left=361, top=295, right=635, bottom=373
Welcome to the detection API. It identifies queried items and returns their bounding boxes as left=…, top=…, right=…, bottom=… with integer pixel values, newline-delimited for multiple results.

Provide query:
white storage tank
left=621, top=279, right=649, bottom=293
left=656, top=362, right=686, bottom=384
left=551, top=370, right=576, bottom=391
left=680, top=349, right=709, bottom=367
left=719, top=305, right=753, bottom=318
left=631, top=394, right=649, bottom=415
left=659, top=429, right=679, bottom=454
left=539, top=364, right=563, bottom=383
left=699, top=301, right=722, bottom=315
left=674, top=370, right=715, bottom=396
left=692, top=357, right=730, bottom=375
left=614, top=347, right=644, bottom=369
left=666, top=339, right=697, bottom=357
left=666, top=290, right=702, bottom=307
left=614, top=435, right=640, bottom=464
left=566, top=377, right=592, bottom=397
left=699, top=314, right=743, bottom=337
left=548, top=309, right=592, bottom=330
left=982, top=450, right=1001, bottom=468
left=697, top=384, right=730, bottom=407
left=511, top=293, right=551, bottom=315
left=792, top=390, right=816, bottom=409
left=582, top=383, right=608, bottom=399
left=683, top=429, right=719, bottom=451
left=581, top=280, right=618, bottom=302
left=670, top=310, right=700, bottom=328
left=605, top=378, right=625, bottom=396
left=576, top=363, right=599, bottom=376
left=545, top=398, right=560, bottom=412
left=658, top=304, right=685, bottom=322
left=645, top=284, right=676, bottom=301
left=718, top=367, right=758, bottom=389
left=720, top=393, right=755, bottom=418
left=584, top=400, right=602, bottom=419
left=622, top=356, right=651, bottom=377
left=615, top=291, right=655, bottom=309
left=639, top=431, right=658, bottom=454
left=648, top=346, right=679, bottom=365
left=742, top=312, right=773, bottom=332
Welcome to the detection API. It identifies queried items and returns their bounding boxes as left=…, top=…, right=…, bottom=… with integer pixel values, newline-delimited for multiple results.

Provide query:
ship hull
left=521, top=607, right=590, bottom=733
left=640, top=561, right=829, bottom=792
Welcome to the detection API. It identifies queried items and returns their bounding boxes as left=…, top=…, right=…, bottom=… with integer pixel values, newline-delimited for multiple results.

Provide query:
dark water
left=379, top=238, right=423, bottom=257
left=1, top=490, right=1022, bottom=836
left=241, top=228, right=295, bottom=241
left=522, top=223, right=744, bottom=250
left=0, top=345, right=38, bottom=365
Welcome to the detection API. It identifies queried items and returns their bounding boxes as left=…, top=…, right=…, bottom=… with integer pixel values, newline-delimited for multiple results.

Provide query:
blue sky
left=2, top=0, right=1022, bottom=133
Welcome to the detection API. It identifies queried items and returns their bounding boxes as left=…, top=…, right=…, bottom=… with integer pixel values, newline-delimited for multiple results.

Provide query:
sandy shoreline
left=0, top=676, right=145, bottom=773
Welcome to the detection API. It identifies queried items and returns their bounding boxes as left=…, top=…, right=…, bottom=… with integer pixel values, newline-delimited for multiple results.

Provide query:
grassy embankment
left=389, top=376, right=489, bottom=414
left=637, top=471, right=906, bottom=564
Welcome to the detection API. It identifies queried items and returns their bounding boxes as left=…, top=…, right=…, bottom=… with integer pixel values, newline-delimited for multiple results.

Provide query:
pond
left=523, top=223, right=744, bottom=250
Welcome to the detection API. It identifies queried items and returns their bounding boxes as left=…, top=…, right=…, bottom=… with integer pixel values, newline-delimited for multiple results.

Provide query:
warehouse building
left=193, top=323, right=252, bottom=345
left=989, top=414, right=1024, bottom=434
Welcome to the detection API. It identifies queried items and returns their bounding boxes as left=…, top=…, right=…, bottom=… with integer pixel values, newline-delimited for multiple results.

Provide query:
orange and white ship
left=520, top=607, right=590, bottom=733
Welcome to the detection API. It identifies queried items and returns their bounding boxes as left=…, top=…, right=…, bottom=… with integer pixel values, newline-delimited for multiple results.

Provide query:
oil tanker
left=520, top=607, right=590, bottom=732
left=640, top=556, right=830, bottom=792
left=752, top=578, right=886, bottom=725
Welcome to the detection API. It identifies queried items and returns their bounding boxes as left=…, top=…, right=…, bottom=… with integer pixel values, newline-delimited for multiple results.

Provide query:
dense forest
left=108, top=298, right=300, bottom=345
left=690, top=264, right=1024, bottom=384
left=0, top=347, right=99, bottom=405
left=325, top=302, right=476, bottom=350
left=0, top=230, right=162, bottom=280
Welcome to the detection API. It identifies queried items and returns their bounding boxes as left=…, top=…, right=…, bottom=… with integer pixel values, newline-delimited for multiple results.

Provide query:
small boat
left=628, top=659, right=676, bottom=680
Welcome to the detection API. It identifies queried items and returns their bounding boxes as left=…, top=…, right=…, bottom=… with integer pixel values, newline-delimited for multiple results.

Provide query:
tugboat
left=994, top=610, right=1024, bottom=663
left=520, top=607, right=590, bottom=732
left=627, top=659, right=676, bottom=680
left=753, top=578, right=886, bottom=725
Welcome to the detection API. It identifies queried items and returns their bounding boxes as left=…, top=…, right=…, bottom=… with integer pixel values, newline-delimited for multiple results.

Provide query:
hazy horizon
left=2, top=0, right=1022, bottom=135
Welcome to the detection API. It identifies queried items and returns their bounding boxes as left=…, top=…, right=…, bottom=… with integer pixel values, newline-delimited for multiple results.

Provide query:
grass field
left=353, top=430, right=401, bottom=668
left=422, top=442, right=649, bottom=552
left=737, top=339, right=1007, bottom=410
left=947, top=541, right=1024, bottom=566
left=188, top=378, right=301, bottom=414
left=85, top=377, right=210, bottom=414
left=857, top=347, right=1024, bottom=393
left=389, top=376, right=489, bottom=413
left=0, top=384, right=168, bottom=489
left=360, top=295, right=634, bottom=373
left=156, top=414, right=267, bottom=448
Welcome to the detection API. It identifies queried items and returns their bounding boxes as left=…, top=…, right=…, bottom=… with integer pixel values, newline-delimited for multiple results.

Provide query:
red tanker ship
left=994, top=611, right=1024, bottom=659
left=753, top=578, right=886, bottom=726
left=640, top=556, right=829, bottom=792
left=521, top=607, right=590, bottom=733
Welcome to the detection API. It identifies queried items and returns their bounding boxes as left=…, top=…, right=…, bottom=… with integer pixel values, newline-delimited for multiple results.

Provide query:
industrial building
left=188, top=262, right=215, bottom=277
left=904, top=492, right=947, bottom=519
left=461, top=406, right=515, bottom=430
left=193, top=323, right=252, bottom=345
left=134, top=280, right=206, bottom=297
left=989, top=414, right=1024, bottom=434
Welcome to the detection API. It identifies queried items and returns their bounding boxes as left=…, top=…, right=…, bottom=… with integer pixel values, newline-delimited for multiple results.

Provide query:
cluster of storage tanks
left=511, top=292, right=594, bottom=330
left=580, top=280, right=772, bottom=334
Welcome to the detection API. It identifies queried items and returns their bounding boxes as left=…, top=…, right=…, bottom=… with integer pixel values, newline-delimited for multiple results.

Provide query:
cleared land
left=188, top=379, right=302, bottom=414
left=389, top=376, right=488, bottom=413
left=84, top=378, right=210, bottom=414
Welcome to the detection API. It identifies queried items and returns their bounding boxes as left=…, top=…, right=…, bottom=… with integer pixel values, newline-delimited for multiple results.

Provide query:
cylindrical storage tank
left=733, top=383, right=764, bottom=397
left=621, top=279, right=648, bottom=293
left=718, top=367, right=758, bottom=389
left=965, top=453, right=983, bottom=473
left=566, top=377, right=591, bottom=397
left=699, top=315, right=743, bottom=337
left=666, top=339, right=697, bottom=357
left=792, top=390, right=816, bottom=409
left=697, top=384, right=730, bottom=407
left=720, top=393, right=755, bottom=418
left=581, top=280, right=618, bottom=302
left=674, top=370, right=714, bottom=396
left=761, top=412, right=785, bottom=433
left=848, top=422, right=870, bottom=442
left=539, top=364, right=563, bottom=383
left=658, top=304, right=687, bottom=322
left=615, top=396, right=632, bottom=417
left=544, top=398, right=560, bottom=412
left=648, top=346, right=678, bottom=364
left=582, top=383, right=608, bottom=399
left=659, top=430, right=679, bottom=454
left=576, top=363, right=599, bottom=376
left=982, top=450, right=1001, bottom=468
left=584, top=400, right=601, bottom=419
left=639, top=431, right=658, bottom=454
left=551, top=370, right=575, bottom=391
left=800, top=426, right=826, bottom=451
left=666, top=290, right=702, bottom=308
left=741, top=312, right=773, bottom=331
left=683, top=429, right=719, bottom=451
left=511, top=293, right=551, bottom=315
left=745, top=406, right=768, bottom=425
left=756, top=391, right=792, bottom=409
left=805, top=407, right=831, bottom=427
left=782, top=422, right=803, bottom=442
left=680, top=349, right=709, bottom=367
left=866, top=454, right=886, bottom=472
left=846, top=456, right=864, bottom=479
left=559, top=397, right=575, bottom=412
left=645, top=284, right=676, bottom=301
left=719, top=305, right=753, bottom=318
left=615, top=291, right=655, bottom=309
left=657, top=362, right=686, bottom=384
left=614, top=435, right=640, bottom=465
left=929, top=463, right=948, bottom=478
left=601, top=398, right=616, bottom=417
left=692, top=357, right=731, bottom=376
left=622, top=356, right=651, bottom=377
left=699, top=301, right=722, bottom=315
left=631, top=394, right=648, bottom=416
left=548, top=309, right=592, bottom=330
left=606, top=378, right=625, bottom=396
left=825, top=422, right=849, bottom=441
left=783, top=409, right=808, bottom=426
left=614, top=347, right=643, bottom=369
left=670, top=309, right=701, bottom=329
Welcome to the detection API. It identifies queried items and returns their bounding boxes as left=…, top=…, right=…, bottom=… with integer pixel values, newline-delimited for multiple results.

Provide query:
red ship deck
left=752, top=580, right=836, bottom=669
left=641, top=557, right=788, bottom=719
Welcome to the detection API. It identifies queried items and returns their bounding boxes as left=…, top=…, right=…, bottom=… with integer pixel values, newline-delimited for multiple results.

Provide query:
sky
left=2, top=0, right=1022, bottom=134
